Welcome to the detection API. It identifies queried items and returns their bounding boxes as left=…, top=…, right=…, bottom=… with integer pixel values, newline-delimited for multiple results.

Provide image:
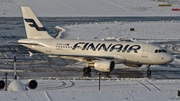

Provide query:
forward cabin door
left=46, top=40, right=52, bottom=52
left=142, top=44, right=148, bottom=57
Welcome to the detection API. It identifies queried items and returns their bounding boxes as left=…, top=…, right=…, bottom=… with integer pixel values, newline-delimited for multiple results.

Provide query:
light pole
left=97, top=72, right=101, bottom=91
left=5, top=73, right=8, bottom=91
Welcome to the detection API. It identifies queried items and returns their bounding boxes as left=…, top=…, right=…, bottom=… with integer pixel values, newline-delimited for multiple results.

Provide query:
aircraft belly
left=125, top=56, right=151, bottom=64
left=35, top=46, right=47, bottom=53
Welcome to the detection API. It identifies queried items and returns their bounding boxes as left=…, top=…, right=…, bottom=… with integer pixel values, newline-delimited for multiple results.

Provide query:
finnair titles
left=59, top=42, right=141, bottom=53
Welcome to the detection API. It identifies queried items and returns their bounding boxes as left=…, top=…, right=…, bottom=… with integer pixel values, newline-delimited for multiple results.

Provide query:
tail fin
left=21, top=6, right=53, bottom=39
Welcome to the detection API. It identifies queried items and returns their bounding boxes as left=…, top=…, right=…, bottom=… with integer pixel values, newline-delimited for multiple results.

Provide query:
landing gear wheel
left=147, top=70, right=151, bottom=75
left=83, top=67, right=91, bottom=73
left=146, top=65, right=151, bottom=76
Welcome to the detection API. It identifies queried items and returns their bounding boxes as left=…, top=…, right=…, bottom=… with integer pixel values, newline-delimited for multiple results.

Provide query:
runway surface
left=0, top=51, right=179, bottom=79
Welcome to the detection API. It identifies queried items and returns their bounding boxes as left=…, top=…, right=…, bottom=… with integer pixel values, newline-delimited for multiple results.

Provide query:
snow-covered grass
left=0, top=0, right=180, bottom=100
left=62, top=21, right=180, bottom=40
left=1, top=0, right=180, bottom=17
left=0, top=79, right=179, bottom=101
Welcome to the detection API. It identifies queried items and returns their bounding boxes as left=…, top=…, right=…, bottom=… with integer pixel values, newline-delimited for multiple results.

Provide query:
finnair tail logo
left=24, top=19, right=46, bottom=31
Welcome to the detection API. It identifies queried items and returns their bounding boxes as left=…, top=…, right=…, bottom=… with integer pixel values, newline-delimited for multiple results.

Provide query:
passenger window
left=162, top=50, right=167, bottom=53
left=159, top=50, right=162, bottom=53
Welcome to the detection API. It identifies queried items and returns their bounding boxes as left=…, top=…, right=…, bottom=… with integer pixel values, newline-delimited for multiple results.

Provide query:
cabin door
left=142, top=44, right=148, bottom=57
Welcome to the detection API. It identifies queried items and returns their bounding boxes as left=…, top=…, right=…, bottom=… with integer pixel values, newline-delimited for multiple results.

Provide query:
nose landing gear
left=146, top=65, right=151, bottom=75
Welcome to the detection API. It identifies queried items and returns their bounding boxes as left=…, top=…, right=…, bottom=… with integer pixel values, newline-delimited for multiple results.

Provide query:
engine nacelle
left=124, top=63, right=142, bottom=67
left=94, top=60, right=115, bottom=72
left=27, top=80, right=38, bottom=89
left=0, top=80, right=5, bottom=89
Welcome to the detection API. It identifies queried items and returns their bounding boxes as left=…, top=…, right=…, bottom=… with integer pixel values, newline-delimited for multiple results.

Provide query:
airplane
left=0, top=56, right=38, bottom=91
left=18, top=6, right=174, bottom=75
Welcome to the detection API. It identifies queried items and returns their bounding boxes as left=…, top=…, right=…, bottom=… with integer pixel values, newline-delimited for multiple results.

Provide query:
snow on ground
left=61, top=21, right=180, bottom=41
left=52, top=20, right=180, bottom=100
left=0, top=79, right=180, bottom=101
left=60, top=21, right=180, bottom=71
left=28, top=79, right=180, bottom=92
left=1, top=0, right=180, bottom=17
left=1, top=0, right=180, bottom=100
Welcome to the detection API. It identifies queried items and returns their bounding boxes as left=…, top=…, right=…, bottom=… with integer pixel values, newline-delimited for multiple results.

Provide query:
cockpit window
left=155, top=49, right=167, bottom=53
left=155, top=50, right=158, bottom=53
left=162, top=49, right=167, bottom=53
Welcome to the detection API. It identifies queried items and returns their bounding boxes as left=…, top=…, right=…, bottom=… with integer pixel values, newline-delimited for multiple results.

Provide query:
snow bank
left=1, top=0, right=180, bottom=17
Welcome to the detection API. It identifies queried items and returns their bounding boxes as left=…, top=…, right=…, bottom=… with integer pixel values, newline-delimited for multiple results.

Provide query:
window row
left=155, top=49, right=167, bottom=53
left=56, top=46, right=73, bottom=48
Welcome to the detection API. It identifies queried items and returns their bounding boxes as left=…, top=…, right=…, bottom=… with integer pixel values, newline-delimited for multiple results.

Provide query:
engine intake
left=94, top=60, right=115, bottom=72
left=28, top=80, right=38, bottom=89
left=0, top=80, right=5, bottom=89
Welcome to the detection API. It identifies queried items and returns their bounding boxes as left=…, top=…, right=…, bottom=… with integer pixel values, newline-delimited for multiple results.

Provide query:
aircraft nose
left=153, top=54, right=174, bottom=64
left=165, top=54, right=174, bottom=63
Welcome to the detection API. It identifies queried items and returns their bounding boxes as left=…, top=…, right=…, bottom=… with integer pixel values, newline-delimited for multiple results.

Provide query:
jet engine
left=124, top=63, right=142, bottom=67
left=0, top=80, right=5, bottom=89
left=94, top=60, right=115, bottom=72
left=27, top=80, right=38, bottom=89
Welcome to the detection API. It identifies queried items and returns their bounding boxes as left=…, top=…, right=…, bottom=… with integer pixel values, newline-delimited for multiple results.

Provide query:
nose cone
left=152, top=53, right=174, bottom=65
left=161, top=54, right=174, bottom=64
left=166, top=54, right=174, bottom=63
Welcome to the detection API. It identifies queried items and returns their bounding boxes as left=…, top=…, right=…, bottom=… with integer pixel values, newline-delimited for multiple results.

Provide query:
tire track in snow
left=102, top=0, right=132, bottom=12
left=136, top=80, right=151, bottom=91
left=59, top=81, right=75, bottom=89
left=37, top=81, right=66, bottom=90
left=146, top=80, right=161, bottom=91
left=137, top=80, right=161, bottom=91
left=37, top=81, right=75, bottom=90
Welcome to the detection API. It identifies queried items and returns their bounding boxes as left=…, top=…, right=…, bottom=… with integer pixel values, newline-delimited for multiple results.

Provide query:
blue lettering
left=72, top=42, right=141, bottom=53
left=98, top=44, right=112, bottom=51
left=127, top=45, right=141, bottom=53
left=110, top=44, right=123, bottom=52
left=72, top=42, right=85, bottom=50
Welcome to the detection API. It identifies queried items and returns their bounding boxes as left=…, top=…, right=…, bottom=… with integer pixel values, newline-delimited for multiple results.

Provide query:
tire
left=147, top=70, right=151, bottom=75
left=83, top=67, right=91, bottom=73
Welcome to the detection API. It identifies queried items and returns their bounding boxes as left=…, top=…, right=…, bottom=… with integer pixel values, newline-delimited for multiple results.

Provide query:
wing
left=48, top=54, right=124, bottom=63
left=0, top=58, right=41, bottom=62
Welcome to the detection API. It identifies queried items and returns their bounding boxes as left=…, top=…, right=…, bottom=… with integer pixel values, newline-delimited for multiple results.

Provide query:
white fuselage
left=18, top=6, right=174, bottom=73
left=18, top=38, right=174, bottom=65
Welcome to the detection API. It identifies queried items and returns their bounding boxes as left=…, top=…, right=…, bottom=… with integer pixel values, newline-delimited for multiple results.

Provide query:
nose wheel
left=146, top=65, right=151, bottom=75
left=83, top=67, right=91, bottom=73
left=147, top=70, right=151, bottom=75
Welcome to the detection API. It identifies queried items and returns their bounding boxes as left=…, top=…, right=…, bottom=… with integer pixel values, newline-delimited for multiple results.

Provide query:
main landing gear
left=146, top=65, right=151, bottom=76
left=83, top=67, right=91, bottom=77
left=83, top=67, right=91, bottom=73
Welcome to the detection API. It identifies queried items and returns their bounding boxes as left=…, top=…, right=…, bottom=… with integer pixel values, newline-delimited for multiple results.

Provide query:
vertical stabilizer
left=21, top=6, right=53, bottom=39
